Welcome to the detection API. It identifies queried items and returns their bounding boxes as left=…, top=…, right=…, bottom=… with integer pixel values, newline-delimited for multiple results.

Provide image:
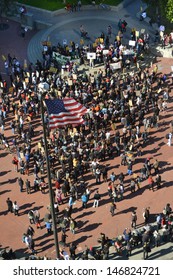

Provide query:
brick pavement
left=0, top=1, right=173, bottom=260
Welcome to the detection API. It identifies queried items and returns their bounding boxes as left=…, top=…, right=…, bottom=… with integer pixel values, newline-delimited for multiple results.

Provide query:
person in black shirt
left=155, top=174, right=161, bottom=189
left=6, top=198, right=13, bottom=213
left=93, top=191, right=101, bottom=207
left=142, top=231, right=151, bottom=259
left=69, top=243, right=77, bottom=259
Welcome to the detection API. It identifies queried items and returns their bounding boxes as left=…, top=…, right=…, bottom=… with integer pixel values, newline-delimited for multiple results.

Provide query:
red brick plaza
left=0, top=18, right=173, bottom=260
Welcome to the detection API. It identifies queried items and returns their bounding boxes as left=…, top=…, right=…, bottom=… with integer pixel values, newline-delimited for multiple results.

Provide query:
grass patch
left=17, top=0, right=123, bottom=11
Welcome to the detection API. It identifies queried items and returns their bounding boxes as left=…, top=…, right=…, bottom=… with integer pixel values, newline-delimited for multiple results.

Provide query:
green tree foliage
left=158, top=0, right=167, bottom=11
left=166, top=0, right=173, bottom=22
left=0, top=0, right=15, bottom=15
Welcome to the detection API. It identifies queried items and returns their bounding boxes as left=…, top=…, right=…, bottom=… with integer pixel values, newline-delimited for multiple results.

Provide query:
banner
left=52, top=52, right=71, bottom=64
left=110, top=62, right=121, bottom=70
left=52, top=52, right=80, bottom=65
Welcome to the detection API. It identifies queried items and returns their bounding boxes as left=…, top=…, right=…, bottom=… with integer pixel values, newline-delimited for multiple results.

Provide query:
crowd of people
left=0, top=8, right=173, bottom=260
left=42, top=17, right=151, bottom=72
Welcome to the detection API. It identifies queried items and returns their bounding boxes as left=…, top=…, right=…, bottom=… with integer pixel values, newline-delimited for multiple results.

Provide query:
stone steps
left=27, top=29, right=46, bottom=64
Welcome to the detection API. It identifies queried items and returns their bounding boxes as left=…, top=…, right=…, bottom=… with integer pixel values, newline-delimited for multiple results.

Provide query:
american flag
left=45, top=98, right=87, bottom=129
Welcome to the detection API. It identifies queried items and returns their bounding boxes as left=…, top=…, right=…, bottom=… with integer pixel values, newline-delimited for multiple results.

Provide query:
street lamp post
left=40, top=92, right=60, bottom=259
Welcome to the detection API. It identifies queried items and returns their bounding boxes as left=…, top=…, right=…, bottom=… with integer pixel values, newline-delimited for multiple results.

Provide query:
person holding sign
left=140, top=11, right=147, bottom=21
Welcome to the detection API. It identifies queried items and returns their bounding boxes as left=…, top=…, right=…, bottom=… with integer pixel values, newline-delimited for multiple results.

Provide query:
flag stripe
left=49, top=112, right=85, bottom=118
left=63, top=99, right=87, bottom=114
left=49, top=119, right=85, bottom=128
left=49, top=118, right=84, bottom=125
left=45, top=98, right=87, bottom=129
left=49, top=116, right=83, bottom=123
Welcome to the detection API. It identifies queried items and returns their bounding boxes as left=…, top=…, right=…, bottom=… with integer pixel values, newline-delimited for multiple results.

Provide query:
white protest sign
left=43, top=46, right=48, bottom=52
left=103, top=49, right=109, bottom=55
left=63, top=39, right=67, bottom=45
left=87, top=53, right=96, bottom=60
left=129, top=40, right=136, bottom=46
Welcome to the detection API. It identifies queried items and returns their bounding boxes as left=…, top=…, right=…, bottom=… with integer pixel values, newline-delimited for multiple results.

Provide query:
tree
left=0, top=0, right=16, bottom=15
left=166, top=0, right=173, bottom=22
left=158, top=0, right=167, bottom=16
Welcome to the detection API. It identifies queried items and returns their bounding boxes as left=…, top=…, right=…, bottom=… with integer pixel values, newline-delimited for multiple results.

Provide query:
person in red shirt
left=55, top=180, right=60, bottom=189
left=148, top=175, right=154, bottom=191
left=12, top=156, right=19, bottom=172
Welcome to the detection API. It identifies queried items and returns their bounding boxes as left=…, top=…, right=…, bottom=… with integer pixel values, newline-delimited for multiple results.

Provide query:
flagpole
left=40, top=94, right=60, bottom=259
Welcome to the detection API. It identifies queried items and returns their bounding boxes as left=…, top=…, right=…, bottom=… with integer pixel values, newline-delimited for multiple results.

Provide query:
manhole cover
left=0, top=23, right=9, bottom=31
left=124, top=14, right=130, bottom=18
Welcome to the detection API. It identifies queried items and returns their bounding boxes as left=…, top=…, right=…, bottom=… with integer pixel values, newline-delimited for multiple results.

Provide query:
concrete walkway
left=23, top=0, right=173, bottom=64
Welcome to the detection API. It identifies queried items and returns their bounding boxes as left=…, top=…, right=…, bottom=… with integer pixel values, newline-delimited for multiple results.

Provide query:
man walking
left=81, top=192, right=88, bottom=209
left=148, top=175, right=154, bottom=191
left=93, top=190, right=101, bottom=207
left=110, top=202, right=116, bottom=216
left=25, top=179, right=31, bottom=194
left=18, top=177, right=24, bottom=192
left=155, top=174, right=161, bottom=189
left=13, top=201, right=19, bottom=216
left=167, top=132, right=172, bottom=146
left=6, top=198, right=13, bottom=213
left=95, top=167, right=101, bottom=184
left=131, top=211, right=137, bottom=228
left=142, top=231, right=151, bottom=259
left=153, top=159, right=159, bottom=175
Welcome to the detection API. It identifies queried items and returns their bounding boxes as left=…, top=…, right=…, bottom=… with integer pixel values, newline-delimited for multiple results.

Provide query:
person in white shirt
left=13, top=201, right=19, bottom=216
left=167, top=133, right=172, bottom=146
